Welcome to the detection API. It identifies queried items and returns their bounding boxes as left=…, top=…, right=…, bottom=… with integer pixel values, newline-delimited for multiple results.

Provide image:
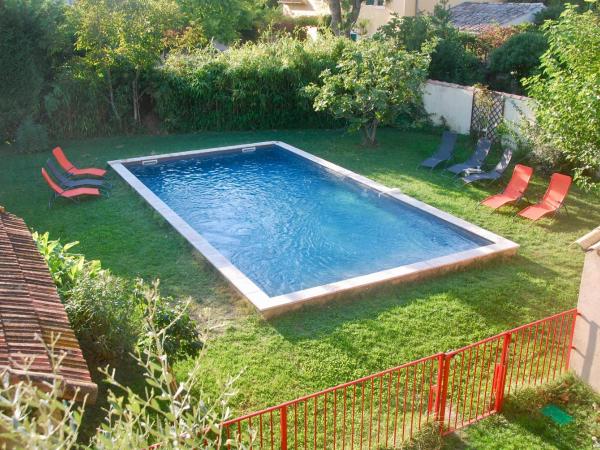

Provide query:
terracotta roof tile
left=0, top=211, right=97, bottom=403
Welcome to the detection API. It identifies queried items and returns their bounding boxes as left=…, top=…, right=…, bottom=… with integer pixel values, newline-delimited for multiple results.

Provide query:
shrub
left=32, top=232, right=101, bottom=295
left=65, top=271, right=145, bottom=361
left=155, top=34, right=350, bottom=132
left=14, top=118, right=49, bottom=153
left=33, top=232, right=201, bottom=362
left=473, top=25, right=522, bottom=60
left=149, top=298, right=204, bottom=359
left=429, top=36, right=484, bottom=86
left=488, top=32, right=548, bottom=94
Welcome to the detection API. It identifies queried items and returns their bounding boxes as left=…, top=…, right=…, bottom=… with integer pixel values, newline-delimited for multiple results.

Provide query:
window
left=365, top=0, right=385, bottom=5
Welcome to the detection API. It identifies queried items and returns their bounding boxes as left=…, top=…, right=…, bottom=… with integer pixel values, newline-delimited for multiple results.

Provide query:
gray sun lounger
left=46, top=159, right=111, bottom=191
left=461, top=148, right=513, bottom=184
left=419, top=131, right=457, bottom=169
left=446, top=138, right=491, bottom=176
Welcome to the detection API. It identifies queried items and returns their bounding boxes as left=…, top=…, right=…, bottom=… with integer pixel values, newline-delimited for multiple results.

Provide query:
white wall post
left=570, top=228, right=600, bottom=393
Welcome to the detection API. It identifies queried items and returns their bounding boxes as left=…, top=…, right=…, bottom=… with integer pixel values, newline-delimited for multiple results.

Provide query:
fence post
left=432, top=354, right=444, bottom=418
left=494, top=333, right=512, bottom=412
left=437, top=354, right=451, bottom=434
left=280, top=405, right=288, bottom=450
left=565, top=310, right=578, bottom=370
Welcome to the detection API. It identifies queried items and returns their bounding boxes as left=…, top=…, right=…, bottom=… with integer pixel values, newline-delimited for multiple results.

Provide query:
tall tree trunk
left=343, top=0, right=362, bottom=37
left=328, top=0, right=363, bottom=37
left=328, top=0, right=343, bottom=36
left=362, top=119, right=378, bottom=147
left=132, top=70, right=141, bottom=125
left=106, top=68, right=121, bottom=124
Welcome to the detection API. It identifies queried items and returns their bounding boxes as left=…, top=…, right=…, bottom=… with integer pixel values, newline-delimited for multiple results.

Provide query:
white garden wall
left=422, top=79, right=536, bottom=136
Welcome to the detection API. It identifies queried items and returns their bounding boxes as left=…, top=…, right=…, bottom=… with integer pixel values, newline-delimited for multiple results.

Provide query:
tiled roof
left=450, top=2, right=545, bottom=33
left=0, top=210, right=97, bottom=403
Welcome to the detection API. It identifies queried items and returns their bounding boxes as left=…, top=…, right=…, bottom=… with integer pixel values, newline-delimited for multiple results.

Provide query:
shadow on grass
left=443, top=374, right=600, bottom=450
left=269, top=253, right=560, bottom=346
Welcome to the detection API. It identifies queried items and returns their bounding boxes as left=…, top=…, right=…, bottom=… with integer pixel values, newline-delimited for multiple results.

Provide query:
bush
left=473, top=25, right=522, bottom=60
left=65, top=271, right=145, bottom=361
left=488, top=32, right=548, bottom=94
left=14, top=118, right=49, bottom=153
left=429, top=36, right=484, bottom=85
left=155, top=34, right=350, bottom=132
left=33, top=232, right=202, bottom=362
left=32, top=232, right=101, bottom=294
left=44, top=60, right=121, bottom=139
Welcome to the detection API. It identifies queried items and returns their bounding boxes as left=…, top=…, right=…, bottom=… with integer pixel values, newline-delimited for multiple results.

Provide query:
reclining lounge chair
left=419, top=131, right=457, bottom=169
left=446, top=138, right=491, bottom=176
left=52, top=146, right=107, bottom=178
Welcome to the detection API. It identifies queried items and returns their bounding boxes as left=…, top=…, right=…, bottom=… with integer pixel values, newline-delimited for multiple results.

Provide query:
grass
left=445, top=374, right=600, bottom=449
left=1, top=128, right=599, bottom=447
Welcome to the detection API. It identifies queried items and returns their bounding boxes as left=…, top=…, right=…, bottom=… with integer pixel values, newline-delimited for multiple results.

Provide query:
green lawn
left=1, top=128, right=599, bottom=448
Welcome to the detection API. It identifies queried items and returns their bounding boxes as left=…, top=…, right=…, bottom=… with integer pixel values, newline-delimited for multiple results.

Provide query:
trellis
left=470, top=86, right=505, bottom=142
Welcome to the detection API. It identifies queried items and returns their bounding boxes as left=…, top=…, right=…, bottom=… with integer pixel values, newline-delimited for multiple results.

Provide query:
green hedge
left=154, top=36, right=349, bottom=132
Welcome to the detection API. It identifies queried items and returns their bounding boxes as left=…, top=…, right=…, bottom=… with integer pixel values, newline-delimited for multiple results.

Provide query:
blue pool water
left=129, top=145, right=491, bottom=296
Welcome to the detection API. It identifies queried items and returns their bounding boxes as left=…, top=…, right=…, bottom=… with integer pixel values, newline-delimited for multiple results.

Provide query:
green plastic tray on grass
left=541, top=404, right=573, bottom=425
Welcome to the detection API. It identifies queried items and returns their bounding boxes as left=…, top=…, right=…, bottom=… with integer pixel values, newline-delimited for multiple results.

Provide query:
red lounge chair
left=42, top=168, right=101, bottom=207
left=480, top=164, right=534, bottom=210
left=52, top=146, right=107, bottom=178
left=518, top=173, right=572, bottom=221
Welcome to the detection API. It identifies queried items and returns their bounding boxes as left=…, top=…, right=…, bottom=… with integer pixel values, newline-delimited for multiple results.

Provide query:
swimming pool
left=110, top=142, right=518, bottom=316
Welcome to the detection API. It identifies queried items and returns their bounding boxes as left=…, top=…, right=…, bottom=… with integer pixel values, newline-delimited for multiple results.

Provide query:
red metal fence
left=221, top=308, right=577, bottom=449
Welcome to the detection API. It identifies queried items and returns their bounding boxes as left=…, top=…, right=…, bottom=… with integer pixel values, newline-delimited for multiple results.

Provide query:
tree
left=374, top=5, right=484, bottom=85
left=307, top=39, right=431, bottom=146
left=70, top=0, right=179, bottom=125
left=488, top=32, right=547, bottom=94
left=523, top=4, right=600, bottom=191
left=328, top=0, right=362, bottom=37
left=0, top=0, right=69, bottom=141
left=178, top=0, right=273, bottom=43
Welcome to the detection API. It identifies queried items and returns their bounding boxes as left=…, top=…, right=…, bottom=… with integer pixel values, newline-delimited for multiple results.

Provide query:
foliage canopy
left=307, top=39, right=431, bottom=146
left=375, top=6, right=484, bottom=86
left=523, top=4, right=600, bottom=191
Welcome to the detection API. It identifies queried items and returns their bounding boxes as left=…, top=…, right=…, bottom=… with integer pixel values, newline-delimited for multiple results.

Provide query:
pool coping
left=109, top=141, right=519, bottom=317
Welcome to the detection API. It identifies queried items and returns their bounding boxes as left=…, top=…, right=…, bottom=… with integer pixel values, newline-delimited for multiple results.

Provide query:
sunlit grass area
left=2, top=128, right=598, bottom=447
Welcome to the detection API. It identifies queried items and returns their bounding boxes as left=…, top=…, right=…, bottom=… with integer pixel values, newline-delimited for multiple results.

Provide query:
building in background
left=281, top=0, right=544, bottom=36
left=280, top=0, right=330, bottom=18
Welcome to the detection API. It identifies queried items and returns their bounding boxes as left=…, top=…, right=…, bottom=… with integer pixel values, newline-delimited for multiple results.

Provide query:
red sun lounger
left=480, top=164, right=534, bottom=210
left=518, top=173, right=572, bottom=221
left=52, top=146, right=107, bottom=178
left=42, top=168, right=101, bottom=207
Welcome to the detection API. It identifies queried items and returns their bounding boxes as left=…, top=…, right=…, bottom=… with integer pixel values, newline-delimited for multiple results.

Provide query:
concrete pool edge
left=109, top=141, right=519, bottom=317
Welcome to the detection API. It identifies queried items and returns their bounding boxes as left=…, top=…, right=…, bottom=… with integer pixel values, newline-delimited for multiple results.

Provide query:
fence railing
left=221, top=308, right=578, bottom=449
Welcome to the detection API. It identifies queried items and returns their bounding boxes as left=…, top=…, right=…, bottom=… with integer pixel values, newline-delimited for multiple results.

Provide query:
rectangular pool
left=110, top=142, right=518, bottom=316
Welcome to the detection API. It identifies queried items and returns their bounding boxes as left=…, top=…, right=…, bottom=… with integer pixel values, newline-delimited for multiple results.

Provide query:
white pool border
left=109, top=141, right=519, bottom=317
